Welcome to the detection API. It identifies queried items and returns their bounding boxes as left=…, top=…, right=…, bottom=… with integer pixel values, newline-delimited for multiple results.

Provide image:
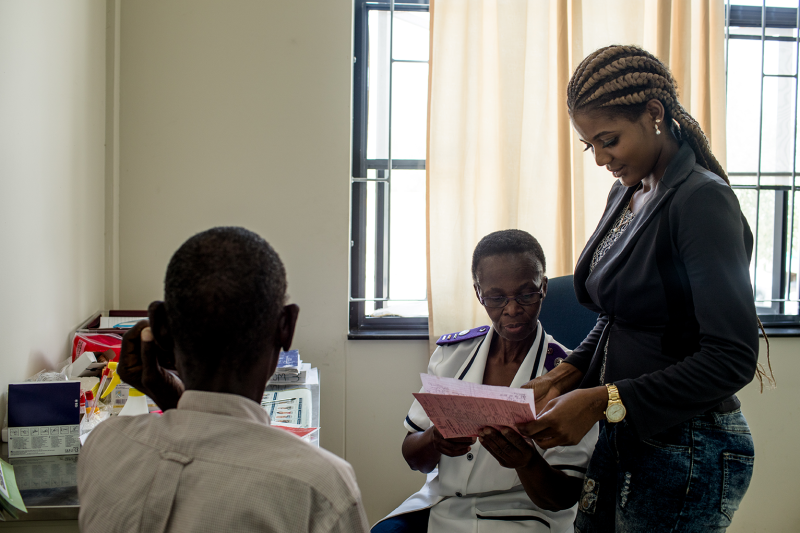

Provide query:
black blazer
left=564, top=143, right=759, bottom=439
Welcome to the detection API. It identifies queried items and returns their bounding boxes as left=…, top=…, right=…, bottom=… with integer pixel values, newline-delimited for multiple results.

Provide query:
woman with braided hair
left=518, top=45, right=764, bottom=531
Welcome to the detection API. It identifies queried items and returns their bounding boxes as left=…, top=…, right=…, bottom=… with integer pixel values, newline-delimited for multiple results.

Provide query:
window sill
left=761, top=326, right=800, bottom=337
left=348, top=331, right=429, bottom=340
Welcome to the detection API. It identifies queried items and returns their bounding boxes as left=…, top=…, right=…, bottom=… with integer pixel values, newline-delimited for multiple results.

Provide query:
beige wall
left=114, top=1, right=430, bottom=523
left=112, top=0, right=800, bottom=528
left=1, top=0, right=793, bottom=529
left=731, top=337, right=800, bottom=532
left=345, top=340, right=430, bottom=523
left=116, top=0, right=355, bottom=454
left=0, top=0, right=106, bottom=419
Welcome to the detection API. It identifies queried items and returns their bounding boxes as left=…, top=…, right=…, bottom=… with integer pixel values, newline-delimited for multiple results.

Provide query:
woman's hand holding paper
left=478, top=427, right=536, bottom=469
left=517, top=387, right=607, bottom=449
left=431, top=426, right=477, bottom=457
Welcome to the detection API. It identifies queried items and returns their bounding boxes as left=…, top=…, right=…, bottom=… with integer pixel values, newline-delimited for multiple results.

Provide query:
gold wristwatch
left=605, top=383, right=626, bottom=423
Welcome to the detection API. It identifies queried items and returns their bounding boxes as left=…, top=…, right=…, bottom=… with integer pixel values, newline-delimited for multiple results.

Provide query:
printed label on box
left=8, top=425, right=81, bottom=457
left=111, top=383, right=130, bottom=413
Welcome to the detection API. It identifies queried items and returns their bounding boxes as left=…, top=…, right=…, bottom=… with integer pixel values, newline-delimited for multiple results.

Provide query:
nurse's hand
left=119, top=319, right=184, bottom=411
left=431, top=427, right=477, bottom=457
left=478, top=427, right=537, bottom=469
left=517, top=387, right=607, bottom=449
left=402, top=427, right=476, bottom=473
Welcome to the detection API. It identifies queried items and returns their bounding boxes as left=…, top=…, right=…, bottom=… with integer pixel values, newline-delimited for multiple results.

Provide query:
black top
left=564, top=143, right=759, bottom=439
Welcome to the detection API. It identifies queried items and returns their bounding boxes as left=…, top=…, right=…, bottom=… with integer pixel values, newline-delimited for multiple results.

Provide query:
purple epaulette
left=436, top=326, right=491, bottom=346
left=544, top=342, right=569, bottom=372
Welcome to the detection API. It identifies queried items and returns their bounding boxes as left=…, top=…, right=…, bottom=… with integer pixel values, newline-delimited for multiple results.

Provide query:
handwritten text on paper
left=413, top=374, right=536, bottom=439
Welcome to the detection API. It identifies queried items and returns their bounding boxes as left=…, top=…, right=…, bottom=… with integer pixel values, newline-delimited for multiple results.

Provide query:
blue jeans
left=576, top=410, right=754, bottom=533
left=371, top=508, right=430, bottom=533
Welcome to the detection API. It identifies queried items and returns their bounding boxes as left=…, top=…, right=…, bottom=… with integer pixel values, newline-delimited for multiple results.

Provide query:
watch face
left=606, top=403, right=626, bottom=423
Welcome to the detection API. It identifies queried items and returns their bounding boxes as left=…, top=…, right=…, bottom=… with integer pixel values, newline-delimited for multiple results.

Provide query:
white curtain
left=426, top=0, right=727, bottom=342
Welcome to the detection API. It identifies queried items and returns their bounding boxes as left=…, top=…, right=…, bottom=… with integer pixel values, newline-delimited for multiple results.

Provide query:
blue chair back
left=538, top=275, right=598, bottom=350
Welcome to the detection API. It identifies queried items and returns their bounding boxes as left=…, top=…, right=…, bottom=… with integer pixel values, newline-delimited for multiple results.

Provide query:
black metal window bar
left=350, top=0, right=430, bottom=338
left=726, top=2, right=800, bottom=332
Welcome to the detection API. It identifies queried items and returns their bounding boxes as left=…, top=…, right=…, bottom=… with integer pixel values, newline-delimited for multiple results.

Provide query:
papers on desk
left=0, top=458, right=27, bottom=520
left=270, top=363, right=312, bottom=384
left=412, top=374, right=537, bottom=439
left=98, top=316, right=145, bottom=329
left=261, top=388, right=312, bottom=427
left=263, top=353, right=320, bottom=446
left=269, top=350, right=312, bottom=383
left=274, top=426, right=320, bottom=446
left=276, top=350, right=300, bottom=372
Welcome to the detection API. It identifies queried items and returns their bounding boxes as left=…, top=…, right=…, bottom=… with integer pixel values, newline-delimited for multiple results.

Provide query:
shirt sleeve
left=539, top=423, right=599, bottom=478
left=327, top=502, right=370, bottom=533
left=616, top=181, right=760, bottom=439
left=564, top=314, right=608, bottom=375
left=403, top=345, right=447, bottom=433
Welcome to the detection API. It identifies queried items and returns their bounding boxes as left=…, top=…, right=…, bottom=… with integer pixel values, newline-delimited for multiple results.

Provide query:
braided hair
left=567, top=45, right=729, bottom=185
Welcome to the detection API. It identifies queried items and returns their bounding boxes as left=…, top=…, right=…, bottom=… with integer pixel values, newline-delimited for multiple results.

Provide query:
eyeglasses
left=479, top=290, right=544, bottom=309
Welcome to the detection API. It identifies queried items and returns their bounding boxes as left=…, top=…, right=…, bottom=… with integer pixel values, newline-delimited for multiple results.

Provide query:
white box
left=8, top=425, right=81, bottom=457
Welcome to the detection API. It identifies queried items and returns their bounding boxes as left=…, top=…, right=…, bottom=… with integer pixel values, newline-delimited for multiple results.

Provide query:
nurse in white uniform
left=372, top=230, right=598, bottom=533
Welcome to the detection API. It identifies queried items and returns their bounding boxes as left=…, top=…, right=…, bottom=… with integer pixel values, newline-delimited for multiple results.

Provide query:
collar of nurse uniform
left=459, top=323, right=546, bottom=388
left=176, top=390, right=271, bottom=426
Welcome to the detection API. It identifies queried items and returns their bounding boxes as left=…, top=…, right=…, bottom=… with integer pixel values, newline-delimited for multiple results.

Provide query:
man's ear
left=474, top=284, right=482, bottom=303
left=277, top=304, right=300, bottom=351
left=541, top=276, right=548, bottom=299
left=148, top=301, right=176, bottom=369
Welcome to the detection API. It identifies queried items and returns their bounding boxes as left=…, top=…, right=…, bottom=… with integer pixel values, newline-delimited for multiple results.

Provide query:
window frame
left=349, top=0, right=430, bottom=339
left=726, top=3, right=800, bottom=336
left=348, top=2, right=800, bottom=338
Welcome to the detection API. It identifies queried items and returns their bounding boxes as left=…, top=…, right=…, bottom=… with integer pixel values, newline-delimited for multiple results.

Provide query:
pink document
left=412, top=374, right=536, bottom=439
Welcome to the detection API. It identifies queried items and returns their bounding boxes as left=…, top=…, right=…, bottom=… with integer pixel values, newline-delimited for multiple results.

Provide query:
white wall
left=0, top=0, right=106, bottom=418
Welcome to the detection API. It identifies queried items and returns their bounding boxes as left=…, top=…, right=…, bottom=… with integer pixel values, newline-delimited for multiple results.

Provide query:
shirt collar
left=176, top=390, right=271, bottom=426
left=660, top=142, right=696, bottom=189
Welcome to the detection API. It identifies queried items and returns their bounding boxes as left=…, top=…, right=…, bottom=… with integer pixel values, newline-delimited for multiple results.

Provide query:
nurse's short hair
left=471, top=229, right=546, bottom=283
left=164, top=227, right=287, bottom=372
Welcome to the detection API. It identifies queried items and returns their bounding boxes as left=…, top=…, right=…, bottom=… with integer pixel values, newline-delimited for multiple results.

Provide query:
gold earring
left=655, top=119, right=662, bottom=135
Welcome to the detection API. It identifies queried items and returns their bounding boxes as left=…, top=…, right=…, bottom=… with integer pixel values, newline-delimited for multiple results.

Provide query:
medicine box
left=7, top=382, right=81, bottom=457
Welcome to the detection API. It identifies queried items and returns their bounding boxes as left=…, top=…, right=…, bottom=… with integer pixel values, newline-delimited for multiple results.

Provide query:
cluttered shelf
left=0, top=311, right=321, bottom=523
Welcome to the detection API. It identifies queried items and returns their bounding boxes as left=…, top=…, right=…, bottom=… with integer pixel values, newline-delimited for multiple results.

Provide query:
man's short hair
left=471, top=229, right=547, bottom=283
left=164, top=227, right=287, bottom=375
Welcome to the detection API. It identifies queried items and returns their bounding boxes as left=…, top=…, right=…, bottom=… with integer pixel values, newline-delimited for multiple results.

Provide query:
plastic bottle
left=118, top=388, right=149, bottom=417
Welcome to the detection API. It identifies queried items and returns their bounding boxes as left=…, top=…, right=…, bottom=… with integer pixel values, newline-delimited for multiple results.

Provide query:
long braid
left=569, top=45, right=774, bottom=390
left=567, top=45, right=729, bottom=185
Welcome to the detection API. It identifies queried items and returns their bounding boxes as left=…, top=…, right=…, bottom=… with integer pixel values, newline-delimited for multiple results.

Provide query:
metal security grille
left=726, top=2, right=800, bottom=330
left=350, top=0, right=430, bottom=338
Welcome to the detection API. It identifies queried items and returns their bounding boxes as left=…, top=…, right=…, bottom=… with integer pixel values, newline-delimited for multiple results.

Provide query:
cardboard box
left=7, top=382, right=81, bottom=458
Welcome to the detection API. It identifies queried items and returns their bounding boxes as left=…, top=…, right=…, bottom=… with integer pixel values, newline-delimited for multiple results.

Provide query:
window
left=350, top=0, right=430, bottom=338
left=726, top=1, right=800, bottom=333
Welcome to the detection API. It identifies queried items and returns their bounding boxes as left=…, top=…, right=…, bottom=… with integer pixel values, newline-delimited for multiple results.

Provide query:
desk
left=0, top=444, right=79, bottom=528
